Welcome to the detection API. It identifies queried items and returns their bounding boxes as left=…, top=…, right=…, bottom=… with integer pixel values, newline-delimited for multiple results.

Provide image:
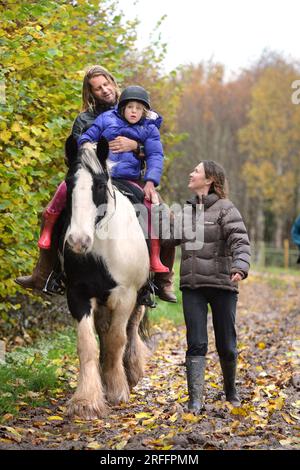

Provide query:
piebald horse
left=61, top=136, right=150, bottom=419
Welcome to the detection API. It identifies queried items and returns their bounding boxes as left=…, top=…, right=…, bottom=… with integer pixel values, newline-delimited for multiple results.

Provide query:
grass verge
left=0, top=328, right=77, bottom=420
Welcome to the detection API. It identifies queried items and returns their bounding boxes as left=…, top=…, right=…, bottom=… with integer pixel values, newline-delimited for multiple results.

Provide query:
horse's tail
left=138, top=306, right=151, bottom=343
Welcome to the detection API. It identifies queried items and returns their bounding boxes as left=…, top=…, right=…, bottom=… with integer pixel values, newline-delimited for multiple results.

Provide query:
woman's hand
left=143, top=181, right=159, bottom=203
left=231, top=272, right=243, bottom=282
left=109, top=136, right=138, bottom=153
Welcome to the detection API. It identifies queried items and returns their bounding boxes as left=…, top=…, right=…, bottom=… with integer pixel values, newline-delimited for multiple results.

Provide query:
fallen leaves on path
left=0, top=271, right=299, bottom=450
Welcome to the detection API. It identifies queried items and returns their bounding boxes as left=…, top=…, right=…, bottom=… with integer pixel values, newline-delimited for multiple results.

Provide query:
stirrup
left=137, top=280, right=157, bottom=308
left=43, top=271, right=66, bottom=296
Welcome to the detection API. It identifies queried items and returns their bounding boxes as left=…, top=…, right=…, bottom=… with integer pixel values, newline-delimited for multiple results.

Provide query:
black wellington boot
left=186, top=356, right=206, bottom=413
left=220, top=358, right=241, bottom=407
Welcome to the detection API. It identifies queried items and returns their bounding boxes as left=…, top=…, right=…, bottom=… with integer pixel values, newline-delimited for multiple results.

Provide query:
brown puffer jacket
left=176, top=193, right=250, bottom=293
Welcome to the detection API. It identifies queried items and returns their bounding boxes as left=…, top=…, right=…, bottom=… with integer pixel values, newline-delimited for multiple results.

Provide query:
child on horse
left=37, top=85, right=169, bottom=274
left=15, top=66, right=177, bottom=302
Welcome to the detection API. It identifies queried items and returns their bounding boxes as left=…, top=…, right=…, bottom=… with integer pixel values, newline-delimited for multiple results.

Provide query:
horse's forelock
left=80, top=142, right=104, bottom=175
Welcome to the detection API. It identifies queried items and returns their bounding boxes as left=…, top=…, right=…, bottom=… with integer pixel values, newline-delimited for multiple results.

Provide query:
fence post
left=284, top=239, right=289, bottom=269
left=257, top=241, right=265, bottom=268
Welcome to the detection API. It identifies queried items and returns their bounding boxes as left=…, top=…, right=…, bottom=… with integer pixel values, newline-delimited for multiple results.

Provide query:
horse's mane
left=80, top=142, right=104, bottom=175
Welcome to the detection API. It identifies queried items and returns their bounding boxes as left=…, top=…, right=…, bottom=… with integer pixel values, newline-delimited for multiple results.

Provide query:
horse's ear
left=96, top=136, right=109, bottom=169
left=65, top=135, right=78, bottom=165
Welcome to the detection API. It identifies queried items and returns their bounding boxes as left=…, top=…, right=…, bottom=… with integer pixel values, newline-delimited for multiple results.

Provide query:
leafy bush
left=0, top=0, right=138, bottom=312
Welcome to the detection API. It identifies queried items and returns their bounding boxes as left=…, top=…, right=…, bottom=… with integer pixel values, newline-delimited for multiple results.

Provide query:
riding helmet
left=118, top=86, right=151, bottom=110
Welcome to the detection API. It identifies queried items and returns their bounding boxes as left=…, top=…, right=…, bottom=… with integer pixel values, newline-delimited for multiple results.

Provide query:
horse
left=60, top=135, right=150, bottom=419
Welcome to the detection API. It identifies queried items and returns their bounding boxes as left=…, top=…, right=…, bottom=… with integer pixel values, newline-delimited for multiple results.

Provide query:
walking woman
left=173, top=161, right=250, bottom=412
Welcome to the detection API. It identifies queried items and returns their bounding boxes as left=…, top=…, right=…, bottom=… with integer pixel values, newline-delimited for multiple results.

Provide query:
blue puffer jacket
left=78, top=108, right=164, bottom=186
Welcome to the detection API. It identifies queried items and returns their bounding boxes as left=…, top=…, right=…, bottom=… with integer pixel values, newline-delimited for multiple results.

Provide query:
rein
left=96, top=183, right=117, bottom=231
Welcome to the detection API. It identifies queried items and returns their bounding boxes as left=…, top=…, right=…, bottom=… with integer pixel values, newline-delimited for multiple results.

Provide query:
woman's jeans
left=182, top=287, right=238, bottom=361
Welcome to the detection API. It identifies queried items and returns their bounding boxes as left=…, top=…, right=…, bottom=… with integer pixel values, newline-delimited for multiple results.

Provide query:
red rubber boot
left=150, top=238, right=170, bottom=273
left=38, top=210, right=60, bottom=249
left=37, top=181, right=67, bottom=250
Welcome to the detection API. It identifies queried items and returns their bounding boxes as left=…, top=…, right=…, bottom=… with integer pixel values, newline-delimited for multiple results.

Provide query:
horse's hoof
left=126, top=370, right=143, bottom=389
left=106, top=387, right=130, bottom=406
left=67, top=398, right=107, bottom=420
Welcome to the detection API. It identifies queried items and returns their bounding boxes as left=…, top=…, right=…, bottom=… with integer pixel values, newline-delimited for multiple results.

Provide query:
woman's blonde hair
left=81, top=65, right=121, bottom=112
left=201, top=160, right=229, bottom=198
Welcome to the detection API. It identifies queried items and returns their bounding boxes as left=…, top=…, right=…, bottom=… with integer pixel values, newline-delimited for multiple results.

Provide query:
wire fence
left=251, top=241, right=300, bottom=269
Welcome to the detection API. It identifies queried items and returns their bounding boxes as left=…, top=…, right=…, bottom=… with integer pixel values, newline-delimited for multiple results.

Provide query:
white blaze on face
left=67, top=168, right=97, bottom=253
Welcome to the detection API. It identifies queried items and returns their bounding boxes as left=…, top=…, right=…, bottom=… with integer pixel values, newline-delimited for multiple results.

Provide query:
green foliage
left=0, top=328, right=77, bottom=417
left=0, top=0, right=138, bottom=311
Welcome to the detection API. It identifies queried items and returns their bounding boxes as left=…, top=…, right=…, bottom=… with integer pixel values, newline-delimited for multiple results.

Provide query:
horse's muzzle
left=67, top=233, right=93, bottom=254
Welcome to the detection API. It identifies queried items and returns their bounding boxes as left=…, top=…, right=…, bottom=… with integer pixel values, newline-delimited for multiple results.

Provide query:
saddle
left=112, top=178, right=144, bottom=205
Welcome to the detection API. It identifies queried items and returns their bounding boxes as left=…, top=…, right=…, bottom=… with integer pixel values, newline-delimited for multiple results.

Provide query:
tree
left=0, top=0, right=137, bottom=309
left=239, top=58, right=300, bottom=246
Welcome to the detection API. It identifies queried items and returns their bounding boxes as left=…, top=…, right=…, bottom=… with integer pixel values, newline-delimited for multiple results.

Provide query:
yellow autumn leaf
left=0, top=130, right=12, bottom=143
left=86, top=441, right=102, bottom=450
left=257, top=342, right=266, bottom=349
left=19, top=131, right=31, bottom=142
left=273, top=397, right=285, bottom=410
left=11, top=122, right=21, bottom=132
left=114, top=439, right=128, bottom=450
left=135, top=412, right=152, bottom=419
left=209, top=382, right=221, bottom=388
left=156, top=396, right=167, bottom=404
left=292, top=400, right=300, bottom=409
left=142, top=416, right=157, bottom=426
left=279, top=437, right=300, bottom=447
left=281, top=412, right=295, bottom=424
left=169, top=413, right=178, bottom=423
left=289, top=412, right=300, bottom=421
left=177, top=396, right=189, bottom=403
left=2, top=413, right=14, bottom=422
left=47, top=415, right=64, bottom=421
left=182, top=412, right=200, bottom=423
left=231, top=407, right=249, bottom=416
left=2, top=426, right=22, bottom=442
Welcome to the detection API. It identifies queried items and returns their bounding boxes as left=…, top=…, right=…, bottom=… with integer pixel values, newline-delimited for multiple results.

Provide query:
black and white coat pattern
left=61, top=136, right=150, bottom=419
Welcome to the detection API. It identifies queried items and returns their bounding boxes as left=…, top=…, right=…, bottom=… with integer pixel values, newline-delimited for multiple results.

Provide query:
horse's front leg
left=67, top=301, right=107, bottom=419
left=102, top=290, right=136, bottom=405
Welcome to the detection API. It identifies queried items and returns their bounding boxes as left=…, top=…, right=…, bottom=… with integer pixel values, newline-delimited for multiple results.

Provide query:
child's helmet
left=118, top=86, right=150, bottom=110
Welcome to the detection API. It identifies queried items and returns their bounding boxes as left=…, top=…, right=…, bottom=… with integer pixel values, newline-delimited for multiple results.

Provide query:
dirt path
left=0, top=272, right=299, bottom=450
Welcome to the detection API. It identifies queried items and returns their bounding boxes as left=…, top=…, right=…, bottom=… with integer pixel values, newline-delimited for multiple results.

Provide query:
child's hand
left=144, top=181, right=158, bottom=204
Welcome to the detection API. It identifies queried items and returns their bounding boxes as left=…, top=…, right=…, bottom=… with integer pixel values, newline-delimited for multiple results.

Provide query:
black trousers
left=182, top=287, right=238, bottom=361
